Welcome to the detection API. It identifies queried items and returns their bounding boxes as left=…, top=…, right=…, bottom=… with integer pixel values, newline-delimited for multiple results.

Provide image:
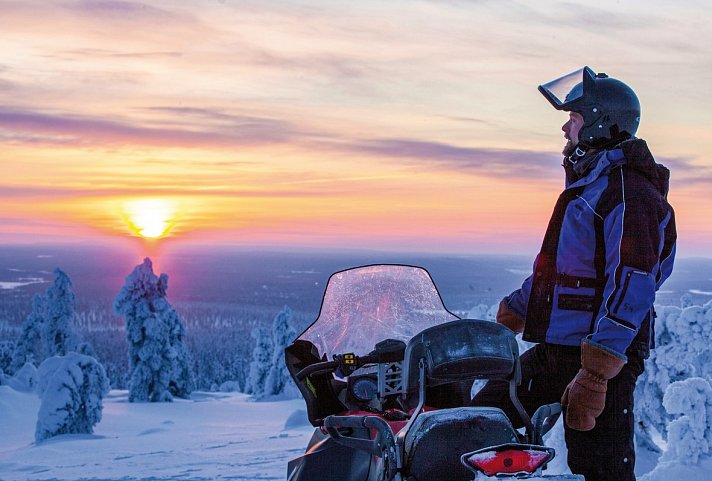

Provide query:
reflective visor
left=538, top=66, right=594, bottom=110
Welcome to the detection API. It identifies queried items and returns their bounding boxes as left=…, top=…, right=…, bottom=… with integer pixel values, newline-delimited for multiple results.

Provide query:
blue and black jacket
left=507, top=138, right=676, bottom=359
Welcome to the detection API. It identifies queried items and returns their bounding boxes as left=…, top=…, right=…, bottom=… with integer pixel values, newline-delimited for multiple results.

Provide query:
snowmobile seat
left=403, top=407, right=519, bottom=481
left=400, top=319, right=533, bottom=437
left=402, top=319, right=520, bottom=394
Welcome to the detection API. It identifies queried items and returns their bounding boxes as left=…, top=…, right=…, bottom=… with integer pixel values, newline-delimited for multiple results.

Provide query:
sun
left=123, top=198, right=177, bottom=239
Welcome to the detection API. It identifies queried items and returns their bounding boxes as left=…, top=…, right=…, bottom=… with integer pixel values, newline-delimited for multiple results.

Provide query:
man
left=471, top=67, right=676, bottom=481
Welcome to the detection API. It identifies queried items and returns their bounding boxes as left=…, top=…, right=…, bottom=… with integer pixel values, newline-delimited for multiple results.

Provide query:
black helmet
left=538, top=66, right=640, bottom=150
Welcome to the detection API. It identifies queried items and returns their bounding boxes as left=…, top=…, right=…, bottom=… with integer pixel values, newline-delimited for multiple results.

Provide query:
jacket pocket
left=558, top=294, right=596, bottom=311
left=612, top=269, right=655, bottom=316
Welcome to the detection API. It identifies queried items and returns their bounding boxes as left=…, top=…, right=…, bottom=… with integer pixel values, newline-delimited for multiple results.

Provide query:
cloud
left=0, top=107, right=298, bottom=148
left=336, top=138, right=563, bottom=179
left=56, top=48, right=184, bottom=60
left=318, top=137, right=711, bottom=187
left=71, top=0, right=185, bottom=21
left=5, top=105, right=706, bottom=186
left=0, top=182, right=357, bottom=200
left=650, top=154, right=712, bottom=186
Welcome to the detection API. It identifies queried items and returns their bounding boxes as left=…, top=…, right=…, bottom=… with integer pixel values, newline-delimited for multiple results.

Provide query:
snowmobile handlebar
left=296, top=353, right=380, bottom=381
left=295, top=360, right=340, bottom=381
left=530, top=402, right=562, bottom=445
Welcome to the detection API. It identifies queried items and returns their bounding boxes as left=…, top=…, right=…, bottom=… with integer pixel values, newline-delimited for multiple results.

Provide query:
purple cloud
left=2, top=107, right=705, bottom=186
left=339, top=138, right=564, bottom=179
left=0, top=107, right=297, bottom=147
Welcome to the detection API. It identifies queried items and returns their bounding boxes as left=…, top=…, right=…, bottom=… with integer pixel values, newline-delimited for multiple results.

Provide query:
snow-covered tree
left=35, top=352, right=110, bottom=442
left=10, top=294, right=46, bottom=374
left=0, top=340, right=13, bottom=375
left=640, top=377, right=712, bottom=480
left=661, top=377, right=712, bottom=464
left=114, top=258, right=193, bottom=402
left=466, top=303, right=491, bottom=321
left=6, top=362, right=38, bottom=392
left=244, top=327, right=273, bottom=397
left=263, top=305, right=298, bottom=397
left=635, top=299, right=712, bottom=447
left=75, top=342, right=97, bottom=359
left=43, top=269, right=78, bottom=357
left=169, top=339, right=195, bottom=399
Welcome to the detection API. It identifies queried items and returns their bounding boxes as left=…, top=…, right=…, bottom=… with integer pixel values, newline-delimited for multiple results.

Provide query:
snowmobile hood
left=618, top=138, right=671, bottom=197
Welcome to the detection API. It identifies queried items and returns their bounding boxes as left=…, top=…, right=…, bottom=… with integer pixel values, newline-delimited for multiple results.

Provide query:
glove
left=561, top=339, right=626, bottom=431
left=495, top=298, right=525, bottom=334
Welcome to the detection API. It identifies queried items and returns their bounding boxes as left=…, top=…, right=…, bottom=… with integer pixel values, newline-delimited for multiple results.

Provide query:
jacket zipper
left=612, top=270, right=647, bottom=314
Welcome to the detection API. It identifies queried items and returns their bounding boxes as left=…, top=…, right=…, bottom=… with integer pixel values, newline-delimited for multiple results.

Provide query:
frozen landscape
left=1, top=249, right=712, bottom=480
left=0, top=381, right=710, bottom=481
left=0, top=387, right=311, bottom=481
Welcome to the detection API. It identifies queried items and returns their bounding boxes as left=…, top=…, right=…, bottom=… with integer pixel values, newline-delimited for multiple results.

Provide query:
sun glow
left=123, top=198, right=177, bottom=239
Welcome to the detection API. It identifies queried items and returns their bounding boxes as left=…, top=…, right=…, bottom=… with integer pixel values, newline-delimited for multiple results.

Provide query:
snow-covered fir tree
left=0, top=340, right=13, bottom=375
left=75, top=342, right=97, bottom=359
left=169, top=337, right=195, bottom=398
left=114, top=258, right=193, bottom=402
left=661, top=377, right=712, bottom=465
left=6, top=362, right=38, bottom=392
left=263, top=305, right=298, bottom=397
left=635, top=298, right=712, bottom=447
left=10, top=294, right=46, bottom=374
left=244, top=326, right=273, bottom=397
left=34, top=352, right=110, bottom=442
left=43, top=269, right=78, bottom=357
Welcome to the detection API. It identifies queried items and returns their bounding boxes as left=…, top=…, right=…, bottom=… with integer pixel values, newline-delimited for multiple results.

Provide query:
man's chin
left=562, top=141, right=572, bottom=156
left=562, top=140, right=579, bottom=157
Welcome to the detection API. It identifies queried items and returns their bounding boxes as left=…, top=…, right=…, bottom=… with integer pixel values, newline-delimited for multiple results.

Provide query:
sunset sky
left=1, top=0, right=711, bottom=257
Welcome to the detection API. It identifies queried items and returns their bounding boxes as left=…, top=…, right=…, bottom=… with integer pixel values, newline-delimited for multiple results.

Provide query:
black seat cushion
left=404, top=407, right=518, bottom=481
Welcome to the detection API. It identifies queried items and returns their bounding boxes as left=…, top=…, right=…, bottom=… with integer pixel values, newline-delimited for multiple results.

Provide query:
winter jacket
left=506, top=138, right=676, bottom=358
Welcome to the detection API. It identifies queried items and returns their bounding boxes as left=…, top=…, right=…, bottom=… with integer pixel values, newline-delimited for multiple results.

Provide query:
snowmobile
left=286, top=265, right=583, bottom=481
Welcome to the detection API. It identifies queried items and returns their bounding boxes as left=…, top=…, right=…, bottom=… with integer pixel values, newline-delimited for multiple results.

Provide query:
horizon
left=1, top=241, right=711, bottom=262
left=1, top=1, right=711, bottom=257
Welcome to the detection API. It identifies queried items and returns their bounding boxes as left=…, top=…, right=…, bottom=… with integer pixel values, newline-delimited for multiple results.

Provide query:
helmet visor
left=538, top=66, right=595, bottom=111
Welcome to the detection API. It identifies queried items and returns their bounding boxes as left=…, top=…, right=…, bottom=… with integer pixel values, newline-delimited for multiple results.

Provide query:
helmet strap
left=566, top=146, right=588, bottom=165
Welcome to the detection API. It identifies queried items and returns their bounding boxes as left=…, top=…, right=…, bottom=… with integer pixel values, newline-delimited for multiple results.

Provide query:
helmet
left=538, top=66, right=640, bottom=150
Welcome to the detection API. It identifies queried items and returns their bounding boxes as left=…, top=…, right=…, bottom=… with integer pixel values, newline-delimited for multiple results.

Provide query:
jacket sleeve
left=505, top=256, right=537, bottom=318
left=590, top=169, right=677, bottom=358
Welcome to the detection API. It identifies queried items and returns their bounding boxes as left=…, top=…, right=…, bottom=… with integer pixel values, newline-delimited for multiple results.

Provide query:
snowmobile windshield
left=297, top=265, right=458, bottom=360
left=538, top=66, right=594, bottom=110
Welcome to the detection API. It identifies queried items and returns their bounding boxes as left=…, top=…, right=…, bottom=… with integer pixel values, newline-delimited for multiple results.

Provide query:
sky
left=1, top=0, right=711, bottom=257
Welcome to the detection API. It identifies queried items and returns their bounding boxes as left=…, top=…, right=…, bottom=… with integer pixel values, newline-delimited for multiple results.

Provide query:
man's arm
left=495, top=260, right=536, bottom=333
left=590, top=169, right=676, bottom=357
left=504, top=255, right=537, bottom=319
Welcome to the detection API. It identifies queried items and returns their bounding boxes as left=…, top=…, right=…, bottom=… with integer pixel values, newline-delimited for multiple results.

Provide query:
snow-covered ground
left=0, top=387, right=312, bottom=481
left=1, top=384, right=712, bottom=481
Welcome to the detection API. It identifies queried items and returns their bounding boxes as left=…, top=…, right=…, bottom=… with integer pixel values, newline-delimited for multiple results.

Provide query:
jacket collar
left=564, top=138, right=670, bottom=197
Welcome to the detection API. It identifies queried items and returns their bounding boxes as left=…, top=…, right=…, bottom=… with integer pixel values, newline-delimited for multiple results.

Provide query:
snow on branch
left=35, top=352, right=110, bottom=442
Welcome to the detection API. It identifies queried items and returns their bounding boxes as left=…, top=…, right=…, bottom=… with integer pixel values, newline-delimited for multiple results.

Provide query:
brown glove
left=561, top=339, right=626, bottom=431
left=495, top=299, right=525, bottom=334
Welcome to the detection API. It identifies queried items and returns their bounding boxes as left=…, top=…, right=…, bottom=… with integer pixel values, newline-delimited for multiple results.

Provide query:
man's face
left=562, top=111, right=585, bottom=155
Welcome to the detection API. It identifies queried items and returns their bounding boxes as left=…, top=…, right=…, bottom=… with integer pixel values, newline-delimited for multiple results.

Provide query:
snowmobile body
left=286, top=265, right=582, bottom=481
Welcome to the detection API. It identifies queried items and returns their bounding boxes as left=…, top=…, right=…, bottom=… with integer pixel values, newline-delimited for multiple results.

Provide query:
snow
left=0, top=278, right=45, bottom=290
left=689, top=289, right=712, bottom=296
left=115, top=258, right=194, bottom=402
left=4, top=362, right=38, bottom=392
left=0, top=387, right=311, bottom=481
left=2, top=294, right=712, bottom=480
left=0, top=381, right=700, bottom=481
left=35, top=353, right=110, bottom=442
left=658, top=377, right=712, bottom=464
